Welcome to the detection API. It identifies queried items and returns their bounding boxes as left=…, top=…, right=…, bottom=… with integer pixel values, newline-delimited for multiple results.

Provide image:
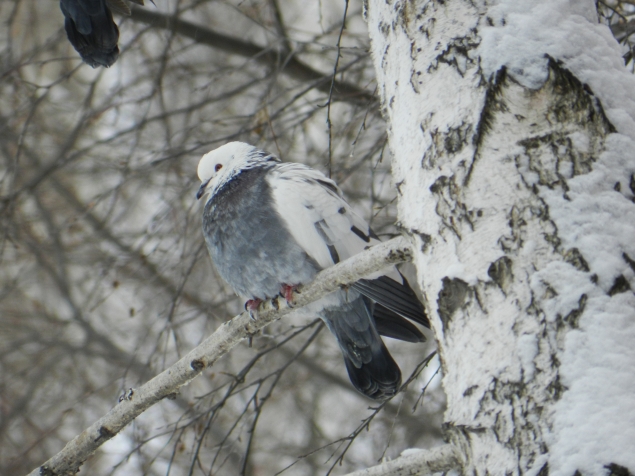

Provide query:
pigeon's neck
left=209, top=162, right=274, bottom=205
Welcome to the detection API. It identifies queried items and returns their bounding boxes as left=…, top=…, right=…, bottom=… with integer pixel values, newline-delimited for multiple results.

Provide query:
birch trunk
left=366, top=1, right=635, bottom=474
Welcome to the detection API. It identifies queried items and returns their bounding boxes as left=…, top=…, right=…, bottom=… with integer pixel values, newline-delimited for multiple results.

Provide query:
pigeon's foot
left=245, top=298, right=262, bottom=320
left=280, top=284, right=298, bottom=305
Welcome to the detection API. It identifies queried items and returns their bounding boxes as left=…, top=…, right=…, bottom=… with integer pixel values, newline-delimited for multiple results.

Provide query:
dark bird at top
left=59, top=0, right=146, bottom=68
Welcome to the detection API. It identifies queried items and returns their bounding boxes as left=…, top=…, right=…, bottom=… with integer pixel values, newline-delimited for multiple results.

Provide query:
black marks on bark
left=547, top=57, right=616, bottom=134
left=463, top=385, right=478, bottom=397
left=430, top=175, right=473, bottom=238
left=562, top=294, right=587, bottom=329
left=536, top=462, right=549, bottom=476
left=427, top=28, right=479, bottom=77
left=40, top=466, right=56, bottom=476
left=190, top=359, right=205, bottom=371
left=444, top=123, right=473, bottom=155
left=488, top=256, right=513, bottom=293
left=608, top=274, right=631, bottom=296
left=564, top=248, right=590, bottom=272
left=502, top=202, right=557, bottom=254
left=96, top=425, right=115, bottom=442
left=418, top=232, right=432, bottom=253
left=605, top=463, right=634, bottom=476
left=421, top=128, right=440, bottom=170
left=629, top=174, right=635, bottom=199
left=516, top=59, right=615, bottom=196
left=466, top=67, right=508, bottom=186
left=378, top=21, right=390, bottom=38
left=418, top=15, right=435, bottom=40
left=623, top=252, right=635, bottom=275
left=429, top=175, right=449, bottom=194
left=546, top=369, right=565, bottom=401
left=437, top=277, right=470, bottom=332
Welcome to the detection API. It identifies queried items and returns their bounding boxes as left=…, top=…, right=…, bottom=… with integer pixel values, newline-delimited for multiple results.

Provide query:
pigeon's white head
left=196, top=142, right=277, bottom=201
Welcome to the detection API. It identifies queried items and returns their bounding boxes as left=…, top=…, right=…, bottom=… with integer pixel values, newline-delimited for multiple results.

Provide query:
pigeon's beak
left=196, top=179, right=210, bottom=200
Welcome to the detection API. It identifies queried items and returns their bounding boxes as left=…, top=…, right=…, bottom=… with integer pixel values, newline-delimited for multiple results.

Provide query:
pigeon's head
left=196, top=142, right=277, bottom=200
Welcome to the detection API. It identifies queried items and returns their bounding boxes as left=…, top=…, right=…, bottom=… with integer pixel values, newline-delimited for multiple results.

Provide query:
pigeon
left=197, top=142, right=429, bottom=400
left=60, top=0, right=145, bottom=68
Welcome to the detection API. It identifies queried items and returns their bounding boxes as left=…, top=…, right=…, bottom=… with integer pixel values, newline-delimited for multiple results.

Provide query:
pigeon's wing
left=61, top=0, right=120, bottom=67
left=373, top=304, right=426, bottom=342
left=267, top=163, right=428, bottom=330
left=355, top=275, right=430, bottom=329
left=266, top=162, right=385, bottom=269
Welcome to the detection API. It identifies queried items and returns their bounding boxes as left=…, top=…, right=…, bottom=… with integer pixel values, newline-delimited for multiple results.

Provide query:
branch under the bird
left=27, top=235, right=414, bottom=476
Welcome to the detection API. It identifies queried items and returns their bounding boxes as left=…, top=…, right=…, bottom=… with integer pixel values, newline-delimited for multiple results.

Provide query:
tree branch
left=342, top=444, right=462, bottom=476
left=129, top=6, right=377, bottom=105
left=27, top=236, right=414, bottom=476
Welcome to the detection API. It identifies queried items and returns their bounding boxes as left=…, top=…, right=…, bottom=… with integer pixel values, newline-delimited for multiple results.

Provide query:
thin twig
left=326, top=0, right=350, bottom=177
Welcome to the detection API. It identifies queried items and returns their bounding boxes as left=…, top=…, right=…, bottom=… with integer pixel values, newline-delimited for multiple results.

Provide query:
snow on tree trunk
left=366, top=1, right=635, bottom=475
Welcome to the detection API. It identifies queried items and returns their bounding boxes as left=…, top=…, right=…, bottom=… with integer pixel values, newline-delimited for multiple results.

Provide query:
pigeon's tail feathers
left=61, top=0, right=120, bottom=67
left=342, top=340, right=402, bottom=401
left=323, top=295, right=402, bottom=401
left=353, top=275, right=430, bottom=329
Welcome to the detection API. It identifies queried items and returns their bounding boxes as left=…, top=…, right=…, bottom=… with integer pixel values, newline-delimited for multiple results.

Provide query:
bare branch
left=129, top=6, right=377, bottom=105
left=27, top=236, right=414, bottom=476
left=341, top=444, right=461, bottom=476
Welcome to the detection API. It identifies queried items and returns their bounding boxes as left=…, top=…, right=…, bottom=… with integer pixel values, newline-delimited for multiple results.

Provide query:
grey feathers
left=202, top=165, right=319, bottom=300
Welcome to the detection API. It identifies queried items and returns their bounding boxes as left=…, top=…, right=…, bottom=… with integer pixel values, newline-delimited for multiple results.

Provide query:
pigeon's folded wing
left=373, top=304, right=426, bottom=342
left=266, top=163, right=383, bottom=269
left=267, top=163, right=428, bottom=330
left=353, top=275, right=429, bottom=328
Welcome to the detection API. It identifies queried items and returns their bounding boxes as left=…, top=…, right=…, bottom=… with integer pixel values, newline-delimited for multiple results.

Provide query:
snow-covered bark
left=366, top=0, right=635, bottom=475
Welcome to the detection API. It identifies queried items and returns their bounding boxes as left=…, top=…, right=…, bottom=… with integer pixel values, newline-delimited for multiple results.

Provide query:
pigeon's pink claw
left=281, top=284, right=298, bottom=303
left=245, top=298, right=262, bottom=312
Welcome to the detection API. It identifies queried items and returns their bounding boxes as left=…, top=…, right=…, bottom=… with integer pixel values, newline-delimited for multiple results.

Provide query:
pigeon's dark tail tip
left=343, top=347, right=402, bottom=401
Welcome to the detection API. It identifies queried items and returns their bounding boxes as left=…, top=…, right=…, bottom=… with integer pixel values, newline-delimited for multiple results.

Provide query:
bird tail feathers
left=322, top=294, right=402, bottom=401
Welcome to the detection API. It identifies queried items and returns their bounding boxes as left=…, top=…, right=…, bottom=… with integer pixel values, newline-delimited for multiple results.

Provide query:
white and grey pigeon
left=197, top=142, right=429, bottom=401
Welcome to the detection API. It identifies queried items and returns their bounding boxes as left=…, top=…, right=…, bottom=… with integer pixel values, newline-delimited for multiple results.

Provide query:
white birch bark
left=366, top=0, right=635, bottom=475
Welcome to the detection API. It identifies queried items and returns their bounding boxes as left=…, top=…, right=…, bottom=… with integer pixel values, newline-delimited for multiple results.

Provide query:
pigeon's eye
left=215, top=164, right=223, bottom=172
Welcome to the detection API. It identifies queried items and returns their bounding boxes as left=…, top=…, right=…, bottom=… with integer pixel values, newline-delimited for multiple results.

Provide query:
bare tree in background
left=0, top=1, right=442, bottom=475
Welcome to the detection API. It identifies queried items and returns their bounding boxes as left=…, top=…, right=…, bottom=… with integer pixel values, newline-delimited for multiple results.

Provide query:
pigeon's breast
left=203, top=166, right=320, bottom=300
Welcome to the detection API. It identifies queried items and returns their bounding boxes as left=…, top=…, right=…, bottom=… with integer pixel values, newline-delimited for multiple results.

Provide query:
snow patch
left=478, top=0, right=635, bottom=137
left=517, top=334, right=538, bottom=381
left=479, top=1, right=635, bottom=474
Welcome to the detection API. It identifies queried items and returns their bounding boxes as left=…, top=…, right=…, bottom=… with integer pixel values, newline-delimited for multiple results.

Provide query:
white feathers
left=266, top=163, right=380, bottom=270
left=197, top=142, right=264, bottom=200
left=197, top=142, right=256, bottom=181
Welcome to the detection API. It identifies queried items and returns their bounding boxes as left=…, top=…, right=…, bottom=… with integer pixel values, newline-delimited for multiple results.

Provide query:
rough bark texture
left=367, top=0, right=635, bottom=474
